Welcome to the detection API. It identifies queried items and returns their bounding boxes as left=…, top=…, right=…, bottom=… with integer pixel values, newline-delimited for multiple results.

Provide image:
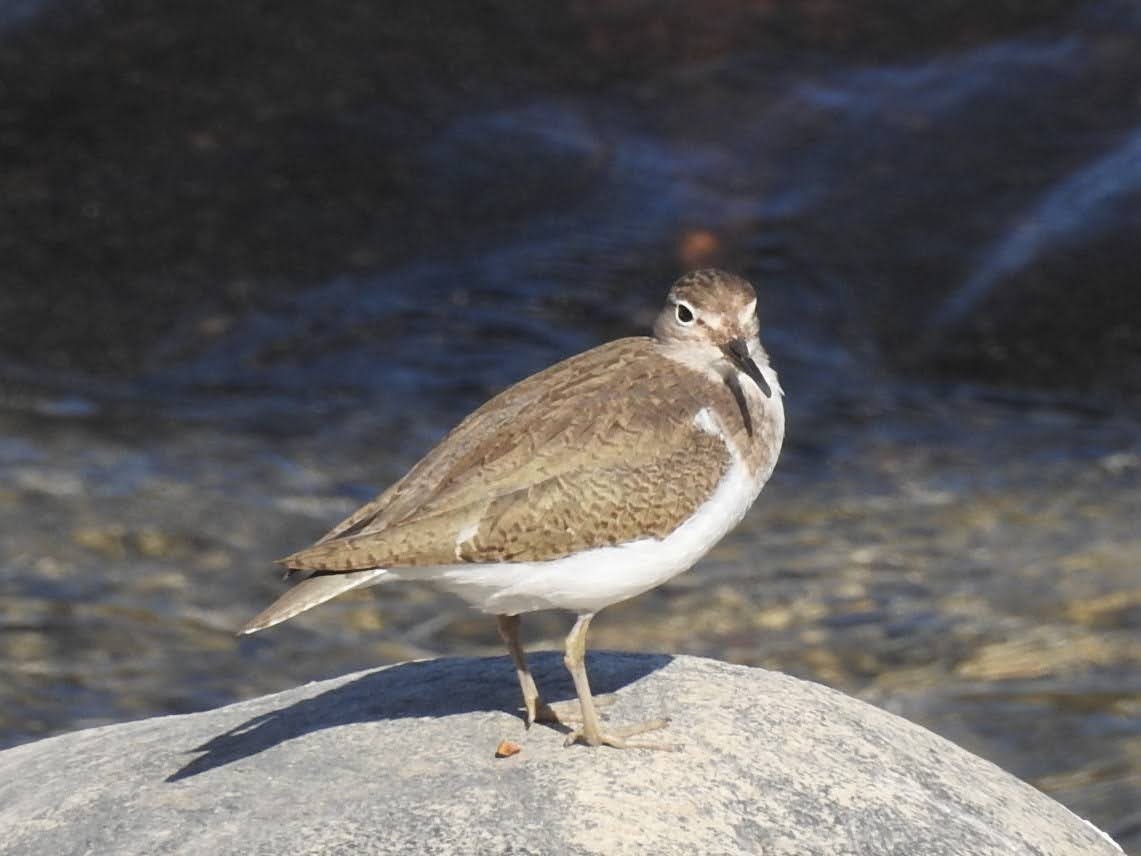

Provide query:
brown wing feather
left=285, top=429, right=729, bottom=570
left=283, top=337, right=734, bottom=571
left=308, top=338, right=638, bottom=546
left=457, top=434, right=728, bottom=562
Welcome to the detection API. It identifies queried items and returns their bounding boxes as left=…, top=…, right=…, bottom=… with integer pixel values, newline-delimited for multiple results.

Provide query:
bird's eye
left=675, top=302, right=695, bottom=326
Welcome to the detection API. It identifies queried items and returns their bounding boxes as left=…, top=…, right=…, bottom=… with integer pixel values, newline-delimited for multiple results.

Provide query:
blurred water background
left=1, top=1, right=1138, bottom=848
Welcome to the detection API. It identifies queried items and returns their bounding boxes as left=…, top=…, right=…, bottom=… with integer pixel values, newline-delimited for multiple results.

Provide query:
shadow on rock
left=166, top=650, right=671, bottom=782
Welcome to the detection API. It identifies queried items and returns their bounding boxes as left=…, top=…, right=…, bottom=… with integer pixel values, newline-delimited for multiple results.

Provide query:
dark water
left=1, top=1, right=1139, bottom=850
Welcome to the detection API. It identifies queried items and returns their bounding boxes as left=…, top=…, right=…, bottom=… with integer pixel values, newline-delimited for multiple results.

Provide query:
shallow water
left=1, top=0, right=1139, bottom=850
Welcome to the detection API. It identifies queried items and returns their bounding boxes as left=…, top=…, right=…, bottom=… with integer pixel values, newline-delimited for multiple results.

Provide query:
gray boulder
left=0, top=653, right=1121, bottom=856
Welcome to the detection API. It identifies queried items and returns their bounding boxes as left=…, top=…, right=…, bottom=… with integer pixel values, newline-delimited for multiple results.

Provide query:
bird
left=239, top=269, right=785, bottom=749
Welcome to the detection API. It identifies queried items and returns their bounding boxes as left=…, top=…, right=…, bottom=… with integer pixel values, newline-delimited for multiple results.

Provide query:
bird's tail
left=237, top=569, right=388, bottom=635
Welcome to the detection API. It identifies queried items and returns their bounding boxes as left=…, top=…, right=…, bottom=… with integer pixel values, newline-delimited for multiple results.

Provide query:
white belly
left=389, top=455, right=764, bottom=615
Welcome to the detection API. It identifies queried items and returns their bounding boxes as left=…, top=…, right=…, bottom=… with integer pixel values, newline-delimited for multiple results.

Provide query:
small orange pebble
left=495, top=740, right=522, bottom=758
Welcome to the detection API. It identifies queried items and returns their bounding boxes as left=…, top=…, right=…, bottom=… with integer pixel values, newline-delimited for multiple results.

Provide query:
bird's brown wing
left=282, top=427, right=729, bottom=570
left=283, top=337, right=732, bottom=571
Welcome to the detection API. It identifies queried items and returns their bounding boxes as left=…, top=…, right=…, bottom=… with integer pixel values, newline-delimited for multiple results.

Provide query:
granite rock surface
left=0, top=653, right=1122, bottom=856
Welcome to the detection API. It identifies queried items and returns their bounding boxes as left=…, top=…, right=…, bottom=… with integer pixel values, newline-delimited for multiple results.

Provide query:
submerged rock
left=0, top=654, right=1121, bottom=855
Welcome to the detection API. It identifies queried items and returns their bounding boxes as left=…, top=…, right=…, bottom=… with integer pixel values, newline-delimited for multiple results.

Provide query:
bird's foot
left=564, top=717, right=677, bottom=750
